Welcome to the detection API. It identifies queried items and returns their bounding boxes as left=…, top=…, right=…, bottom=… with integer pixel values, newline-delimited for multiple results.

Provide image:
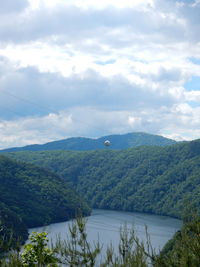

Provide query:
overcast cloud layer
left=0, top=0, right=200, bottom=149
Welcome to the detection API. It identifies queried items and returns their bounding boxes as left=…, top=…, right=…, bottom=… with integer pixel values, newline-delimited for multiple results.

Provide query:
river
left=29, top=209, right=181, bottom=257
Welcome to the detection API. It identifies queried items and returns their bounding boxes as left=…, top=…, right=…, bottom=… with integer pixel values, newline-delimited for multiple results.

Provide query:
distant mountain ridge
left=0, top=132, right=177, bottom=152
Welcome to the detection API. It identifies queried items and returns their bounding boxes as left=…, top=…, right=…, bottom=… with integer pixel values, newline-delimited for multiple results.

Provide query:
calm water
left=29, top=209, right=181, bottom=256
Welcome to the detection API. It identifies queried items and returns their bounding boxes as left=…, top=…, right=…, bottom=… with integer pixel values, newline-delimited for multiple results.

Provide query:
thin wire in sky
left=0, top=89, right=107, bottom=135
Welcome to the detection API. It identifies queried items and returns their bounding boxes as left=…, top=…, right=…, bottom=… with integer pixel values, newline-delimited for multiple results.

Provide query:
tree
left=21, top=232, right=59, bottom=267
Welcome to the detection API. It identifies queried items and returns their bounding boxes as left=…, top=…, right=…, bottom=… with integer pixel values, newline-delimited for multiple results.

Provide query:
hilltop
left=0, top=132, right=176, bottom=152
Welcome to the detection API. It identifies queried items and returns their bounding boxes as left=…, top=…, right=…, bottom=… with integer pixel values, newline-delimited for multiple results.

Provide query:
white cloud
left=2, top=102, right=200, bottom=149
left=0, top=58, right=180, bottom=123
left=27, top=0, right=155, bottom=10
left=0, top=0, right=200, bottom=148
left=0, top=0, right=29, bottom=14
left=185, top=91, right=200, bottom=101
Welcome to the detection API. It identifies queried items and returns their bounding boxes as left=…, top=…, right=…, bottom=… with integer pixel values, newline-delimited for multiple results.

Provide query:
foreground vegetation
left=1, top=212, right=200, bottom=267
left=0, top=156, right=91, bottom=252
left=6, top=139, right=200, bottom=219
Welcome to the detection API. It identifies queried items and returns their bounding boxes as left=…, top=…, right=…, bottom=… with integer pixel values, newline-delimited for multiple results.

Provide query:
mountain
left=4, top=139, right=200, bottom=219
left=0, top=132, right=176, bottom=152
left=0, top=155, right=91, bottom=251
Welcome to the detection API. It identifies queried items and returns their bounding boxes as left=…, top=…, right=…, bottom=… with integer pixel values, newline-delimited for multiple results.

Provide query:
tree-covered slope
left=0, top=202, right=28, bottom=253
left=5, top=139, right=200, bottom=219
left=0, top=132, right=176, bottom=152
left=0, top=155, right=91, bottom=251
left=0, top=156, right=90, bottom=227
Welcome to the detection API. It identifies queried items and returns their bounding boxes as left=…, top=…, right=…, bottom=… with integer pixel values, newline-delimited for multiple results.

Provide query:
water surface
left=29, top=209, right=181, bottom=255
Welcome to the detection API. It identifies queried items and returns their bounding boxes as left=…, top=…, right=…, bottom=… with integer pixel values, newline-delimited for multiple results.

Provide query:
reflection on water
left=29, top=209, right=182, bottom=255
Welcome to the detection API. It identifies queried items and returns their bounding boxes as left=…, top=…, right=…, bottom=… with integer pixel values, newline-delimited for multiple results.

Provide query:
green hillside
left=5, top=139, right=200, bottom=219
left=0, top=202, right=28, bottom=253
left=0, top=156, right=91, bottom=251
left=0, top=132, right=176, bottom=152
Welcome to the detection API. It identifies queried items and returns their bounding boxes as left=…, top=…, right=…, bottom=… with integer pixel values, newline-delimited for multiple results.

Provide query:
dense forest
left=0, top=202, right=28, bottom=253
left=0, top=156, right=90, bottom=251
left=5, top=139, right=200, bottom=219
left=0, top=132, right=176, bottom=152
left=1, top=138, right=200, bottom=264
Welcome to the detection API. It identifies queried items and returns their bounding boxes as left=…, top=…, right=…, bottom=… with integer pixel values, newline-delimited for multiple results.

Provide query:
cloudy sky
left=0, top=0, right=200, bottom=148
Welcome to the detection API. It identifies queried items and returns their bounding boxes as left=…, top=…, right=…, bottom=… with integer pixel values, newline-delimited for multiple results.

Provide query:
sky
left=0, top=0, right=200, bottom=149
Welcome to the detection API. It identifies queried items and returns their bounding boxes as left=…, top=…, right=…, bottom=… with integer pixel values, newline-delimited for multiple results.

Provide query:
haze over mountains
left=0, top=132, right=177, bottom=152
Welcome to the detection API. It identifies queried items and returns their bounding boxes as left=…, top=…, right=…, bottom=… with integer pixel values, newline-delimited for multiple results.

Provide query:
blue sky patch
left=187, top=101, right=200, bottom=108
left=184, top=76, right=200, bottom=91
left=95, top=60, right=116, bottom=65
left=189, top=57, right=200, bottom=65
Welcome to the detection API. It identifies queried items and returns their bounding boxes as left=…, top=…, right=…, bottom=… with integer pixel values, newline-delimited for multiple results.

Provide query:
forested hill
left=0, top=155, right=90, bottom=251
left=5, top=139, right=200, bottom=220
left=0, top=132, right=176, bottom=152
left=0, top=202, right=28, bottom=253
